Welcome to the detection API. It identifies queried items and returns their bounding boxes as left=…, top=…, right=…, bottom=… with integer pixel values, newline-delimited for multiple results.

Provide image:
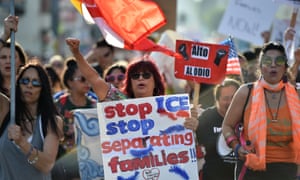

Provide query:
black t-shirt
left=196, top=106, right=235, bottom=180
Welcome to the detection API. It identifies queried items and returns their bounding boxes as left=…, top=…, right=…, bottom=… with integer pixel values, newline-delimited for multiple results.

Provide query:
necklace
left=264, top=88, right=283, bottom=123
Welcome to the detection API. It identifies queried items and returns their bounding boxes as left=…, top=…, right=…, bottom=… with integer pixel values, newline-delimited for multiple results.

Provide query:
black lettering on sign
left=184, top=65, right=211, bottom=78
left=191, top=45, right=209, bottom=60
left=228, top=16, right=259, bottom=36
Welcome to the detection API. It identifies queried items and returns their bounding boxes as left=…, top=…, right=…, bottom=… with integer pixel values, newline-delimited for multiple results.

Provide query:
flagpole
left=10, top=0, right=16, bottom=125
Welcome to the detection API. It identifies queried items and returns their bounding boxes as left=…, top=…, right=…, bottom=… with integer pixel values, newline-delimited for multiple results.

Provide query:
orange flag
left=70, top=0, right=180, bottom=57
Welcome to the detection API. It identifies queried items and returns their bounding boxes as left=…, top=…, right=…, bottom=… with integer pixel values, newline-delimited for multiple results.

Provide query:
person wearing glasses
left=52, top=58, right=97, bottom=180
left=66, top=38, right=165, bottom=101
left=103, top=62, right=127, bottom=89
left=222, top=42, right=300, bottom=180
left=0, top=62, right=63, bottom=179
left=66, top=38, right=197, bottom=179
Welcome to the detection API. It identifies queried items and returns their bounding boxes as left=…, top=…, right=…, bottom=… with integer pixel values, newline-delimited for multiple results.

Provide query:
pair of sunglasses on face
left=105, top=74, right=125, bottom=82
left=19, top=78, right=42, bottom=87
left=73, top=76, right=87, bottom=83
left=130, top=72, right=152, bottom=80
left=261, top=55, right=286, bottom=66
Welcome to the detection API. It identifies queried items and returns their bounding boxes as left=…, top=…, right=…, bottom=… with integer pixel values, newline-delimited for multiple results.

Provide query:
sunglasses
left=105, top=74, right=125, bottom=82
left=130, top=72, right=152, bottom=80
left=261, top=55, right=286, bottom=66
left=19, top=78, right=42, bottom=87
left=73, top=76, right=87, bottom=83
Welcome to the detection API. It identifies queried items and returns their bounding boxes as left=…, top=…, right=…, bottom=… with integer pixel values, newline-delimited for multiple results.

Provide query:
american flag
left=220, top=37, right=241, bottom=75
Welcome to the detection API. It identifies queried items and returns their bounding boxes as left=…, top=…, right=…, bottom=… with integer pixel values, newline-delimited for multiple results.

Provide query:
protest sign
left=218, top=0, right=278, bottom=45
left=97, top=94, right=199, bottom=180
left=175, top=40, right=229, bottom=84
left=74, top=108, right=104, bottom=180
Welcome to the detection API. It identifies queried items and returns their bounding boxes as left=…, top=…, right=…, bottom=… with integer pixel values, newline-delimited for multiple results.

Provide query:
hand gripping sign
left=175, top=40, right=229, bottom=84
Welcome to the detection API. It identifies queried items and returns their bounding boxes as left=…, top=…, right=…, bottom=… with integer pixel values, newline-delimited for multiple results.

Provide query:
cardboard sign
left=97, top=94, right=199, bottom=180
left=175, top=40, right=229, bottom=84
left=218, top=0, right=278, bottom=45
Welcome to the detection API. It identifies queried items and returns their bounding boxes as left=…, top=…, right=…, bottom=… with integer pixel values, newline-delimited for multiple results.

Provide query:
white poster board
left=218, top=0, right=279, bottom=45
left=97, top=94, right=199, bottom=180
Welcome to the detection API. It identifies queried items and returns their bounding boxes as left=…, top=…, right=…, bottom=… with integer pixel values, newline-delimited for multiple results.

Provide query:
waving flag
left=220, top=37, right=241, bottom=75
left=70, top=0, right=180, bottom=58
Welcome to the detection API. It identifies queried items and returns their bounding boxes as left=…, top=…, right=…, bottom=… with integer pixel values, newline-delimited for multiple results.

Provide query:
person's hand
left=184, top=108, right=199, bottom=131
left=2, top=15, right=18, bottom=41
left=65, top=38, right=80, bottom=55
left=284, top=27, right=296, bottom=42
left=7, top=124, right=26, bottom=147
left=261, top=31, right=270, bottom=43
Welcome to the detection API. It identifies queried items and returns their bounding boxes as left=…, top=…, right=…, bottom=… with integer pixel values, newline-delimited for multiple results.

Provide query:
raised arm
left=65, top=38, right=110, bottom=100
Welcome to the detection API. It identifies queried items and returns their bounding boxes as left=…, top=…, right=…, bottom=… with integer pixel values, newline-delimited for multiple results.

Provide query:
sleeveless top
left=0, top=115, right=51, bottom=180
left=244, top=93, right=294, bottom=163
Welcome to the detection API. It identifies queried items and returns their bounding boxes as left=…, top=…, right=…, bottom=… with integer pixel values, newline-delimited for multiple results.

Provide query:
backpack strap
left=242, top=83, right=253, bottom=118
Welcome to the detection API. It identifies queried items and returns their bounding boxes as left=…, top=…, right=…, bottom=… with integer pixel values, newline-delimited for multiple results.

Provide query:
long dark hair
left=62, top=58, right=78, bottom=89
left=16, top=62, right=60, bottom=136
left=0, top=41, right=27, bottom=96
left=123, top=60, right=165, bottom=98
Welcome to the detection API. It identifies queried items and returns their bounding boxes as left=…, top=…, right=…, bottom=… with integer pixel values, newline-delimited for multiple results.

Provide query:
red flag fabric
left=70, top=0, right=180, bottom=57
left=220, top=37, right=241, bottom=75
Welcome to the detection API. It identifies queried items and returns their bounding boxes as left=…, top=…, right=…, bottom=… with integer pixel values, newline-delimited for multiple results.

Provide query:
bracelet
left=27, top=148, right=39, bottom=164
left=26, top=144, right=34, bottom=158
left=225, top=135, right=238, bottom=146
left=234, top=144, right=241, bottom=158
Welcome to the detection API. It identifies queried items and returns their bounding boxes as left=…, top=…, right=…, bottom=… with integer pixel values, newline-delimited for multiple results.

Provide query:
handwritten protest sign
left=175, top=40, right=229, bottom=84
left=218, top=0, right=278, bottom=45
left=97, top=94, right=199, bottom=180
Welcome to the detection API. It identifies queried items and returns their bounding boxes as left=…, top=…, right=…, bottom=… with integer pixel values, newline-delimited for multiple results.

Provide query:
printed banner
left=175, top=40, right=229, bottom=84
left=97, top=94, right=199, bottom=180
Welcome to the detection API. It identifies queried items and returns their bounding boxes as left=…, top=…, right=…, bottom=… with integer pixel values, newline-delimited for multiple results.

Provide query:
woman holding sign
left=222, top=42, right=300, bottom=180
left=65, top=38, right=165, bottom=101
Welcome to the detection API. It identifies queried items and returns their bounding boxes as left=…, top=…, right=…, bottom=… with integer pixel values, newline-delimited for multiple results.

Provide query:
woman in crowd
left=0, top=62, right=63, bottom=179
left=0, top=15, right=27, bottom=97
left=52, top=58, right=97, bottom=180
left=222, top=42, right=300, bottom=180
left=44, top=64, right=64, bottom=95
left=65, top=38, right=165, bottom=101
left=103, top=62, right=127, bottom=89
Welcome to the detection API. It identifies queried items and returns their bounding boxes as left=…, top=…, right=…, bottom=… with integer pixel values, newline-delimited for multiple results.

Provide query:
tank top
left=0, top=115, right=51, bottom=180
left=244, top=93, right=294, bottom=163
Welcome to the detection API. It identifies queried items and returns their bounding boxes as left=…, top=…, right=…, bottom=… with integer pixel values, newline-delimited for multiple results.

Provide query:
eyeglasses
left=261, top=55, right=286, bottom=66
left=19, top=78, right=42, bottom=87
left=105, top=74, right=125, bottom=82
left=73, top=76, right=87, bottom=83
left=130, top=72, right=152, bottom=80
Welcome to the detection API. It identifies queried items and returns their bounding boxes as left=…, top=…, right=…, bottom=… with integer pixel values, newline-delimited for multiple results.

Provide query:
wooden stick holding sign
left=290, top=7, right=298, bottom=28
left=193, top=83, right=200, bottom=108
left=285, top=7, right=298, bottom=62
